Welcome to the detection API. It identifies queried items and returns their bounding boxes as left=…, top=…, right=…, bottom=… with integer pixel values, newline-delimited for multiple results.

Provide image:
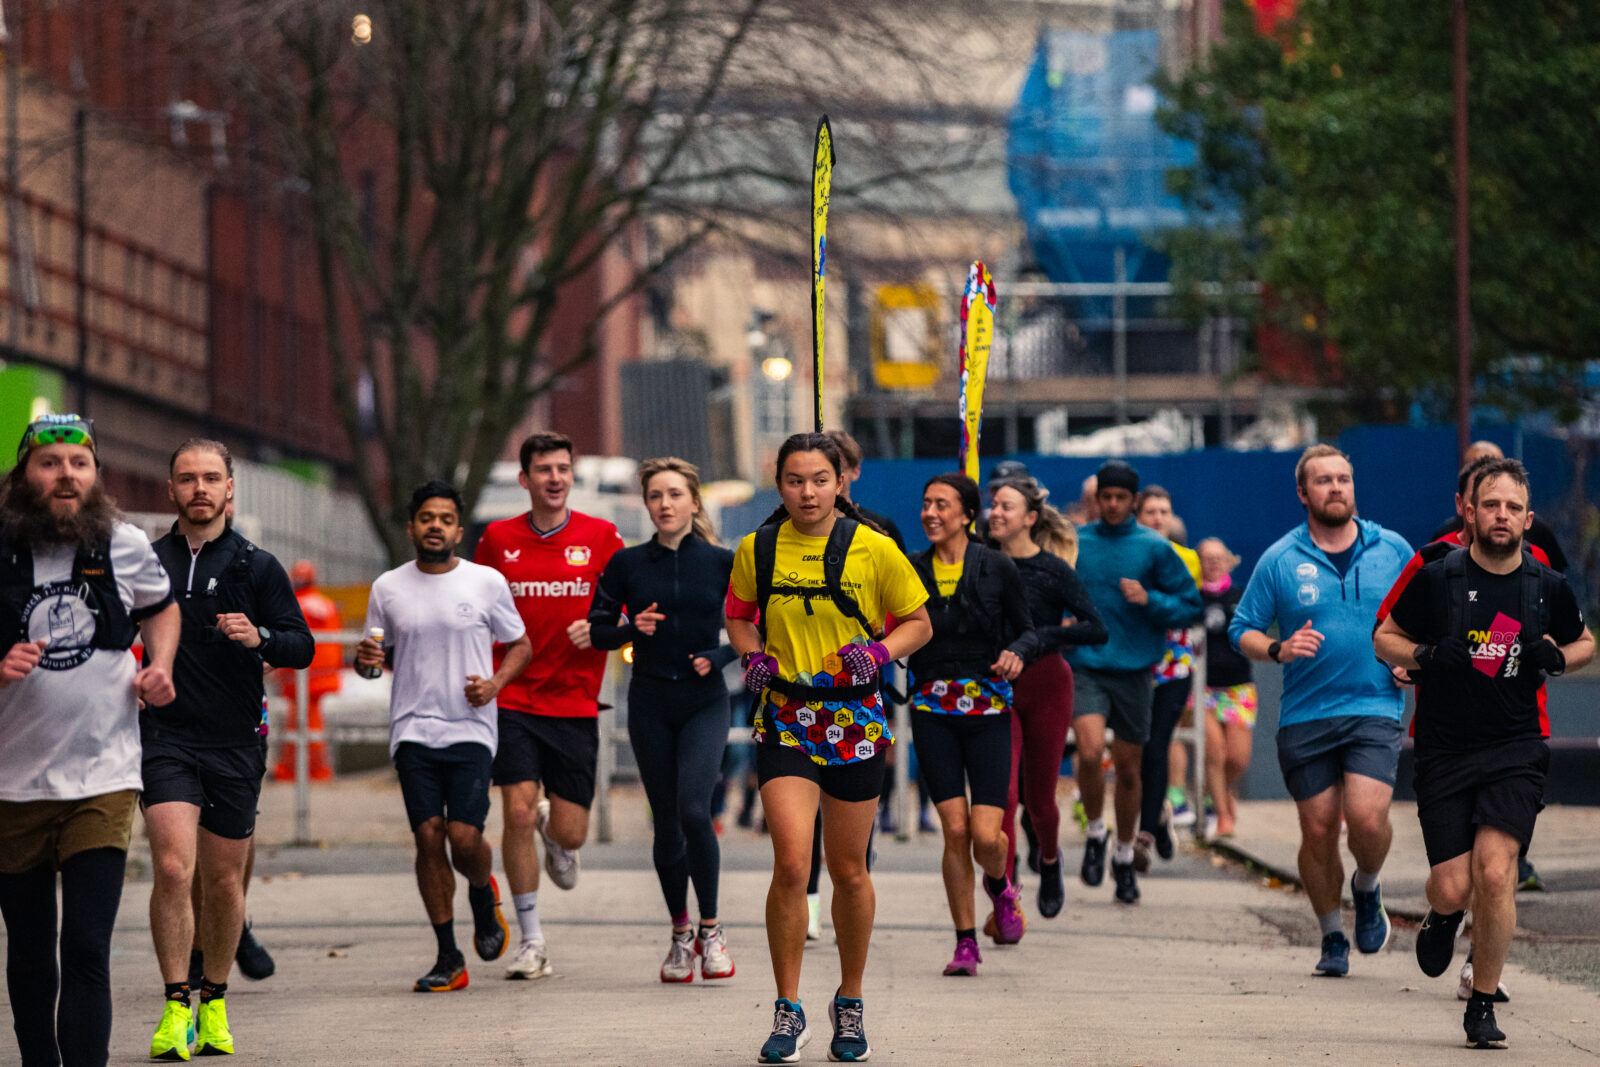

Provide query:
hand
left=990, top=650, right=1025, bottom=681
left=215, top=612, right=261, bottom=648
left=1278, top=619, right=1324, bottom=661
left=133, top=665, right=175, bottom=708
left=566, top=619, right=592, bottom=649
left=633, top=602, right=665, bottom=637
left=1119, top=578, right=1148, bottom=606
left=355, top=637, right=384, bottom=668
left=1391, top=665, right=1414, bottom=687
left=838, top=641, right=891, bottom=685
left=464, top=674, right=501, bottom=707
left=743, top=652, right=780, bottom=694
left=1521, top=636, right=1565, bottom=676
left=0, top=640, right=46, bottom=686
left=690, top=656, right=713, bottom=677
left=1415, top=635, right=1471, bottom=673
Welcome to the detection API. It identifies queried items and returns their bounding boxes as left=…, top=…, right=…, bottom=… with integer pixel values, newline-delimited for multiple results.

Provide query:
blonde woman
left=1195, top=538, right=1255, bottom=838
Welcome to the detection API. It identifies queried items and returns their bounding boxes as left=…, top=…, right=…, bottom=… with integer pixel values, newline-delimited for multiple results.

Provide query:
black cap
left=1095, top=460, right=1139, bottom=494
left=987, top=460, right=1032, bottom=487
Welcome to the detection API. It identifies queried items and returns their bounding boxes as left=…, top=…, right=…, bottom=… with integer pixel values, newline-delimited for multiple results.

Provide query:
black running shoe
left=1153, top=817, right=1174, bottom=862
left=471, top=875, right=509, bottom=961
left=1111, top=858, right=1140, bottom=905
left=235, top=922, right=275, bottom=981
left=1080, top=834, right=1107, bottom=888
left=1416, top=908, right=1465, bottom=978
left=1037, top=858, right=1064, bottom=919
left=1021, top=809, right=1041, bottom=874
left=413, top=950, right=468, bottom=993
left=187, top=947, right=204, bottom=989
left=1464, top=999, right=1506, bottom=1049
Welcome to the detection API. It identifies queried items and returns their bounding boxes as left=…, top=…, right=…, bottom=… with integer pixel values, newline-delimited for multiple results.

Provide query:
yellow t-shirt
left=730, top=521, right=928, bottom=681
left=932, top=556, right=963, bottom=599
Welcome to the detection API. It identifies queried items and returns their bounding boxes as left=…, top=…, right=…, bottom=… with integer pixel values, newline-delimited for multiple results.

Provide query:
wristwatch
left=1267, top=640, right=1283, bottom=663
left=256, top=626, right=272, bottom=649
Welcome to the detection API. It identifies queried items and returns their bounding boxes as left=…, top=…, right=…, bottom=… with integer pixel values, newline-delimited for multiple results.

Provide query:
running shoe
left=828, top=992, right=871, bottom=1062
left=1020, top=808, right=1041, bottom=874
left=1464, top=999, right=1507, bottom=1049
left=535, top=798, right=580, bottom=890
left=660, top=932, right=696, bottom=983
left=1350, top=874, right=1391, bottom=954
left=505, top=939, right=553, bottom=980
left=1457, top=954, right=1510, bottom=1002
left=1132, top=831, right=1154, bottom=874
left=942, top=937, right=981, bottom=977
left=234, top=921, right=274, bottom=981
left=1080, top=833, right=1107, bottom=888
left=699, top=925, right=735, bottom=980
left=151, top=1000, right=193, bottom=1061
left=1415, top=909, right=1464, bottom=978
left=983, top=879, right=1026, bottom=944
left=1037, top=857, right=1065, bottom=919
left=414, top=950, right=468, bottom=992
left=806, top=893, right=823, bottom=941
left=1314, top=931, right=1350, bottom=976
left=759, top=998, right=810, bottom=1063
left=1111, top=858, right=1140, bottom=905
left=472, top=875, right=510, bottom=961
left=1154, top=800, right=1176, bottom=860
left=1169, top=797, right=1196, bottom=829
left=1071, top=796, right=1088, bottom=832
left=1517, top=856, right=1545, bottom=892
left=193, top=997, right=234, bottom=1056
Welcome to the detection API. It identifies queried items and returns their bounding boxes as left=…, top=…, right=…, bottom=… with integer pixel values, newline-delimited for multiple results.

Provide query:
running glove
left=743, top=653, right=780, bottom=693
left=1414, top=636, right=1471, bottom=673
left=1520, top=638, right=1565, bottom=676
left=837, top=641, right=891, bottom=685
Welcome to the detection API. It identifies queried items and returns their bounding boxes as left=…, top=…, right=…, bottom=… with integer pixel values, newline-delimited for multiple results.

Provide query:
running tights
left=627, top=679, right=728, bottom=920
left=1004, top=655, right=1075, bottom=879
left=0, top=847, right=127, bottom=1067
left=1140, top=678, right=1189, bottom=835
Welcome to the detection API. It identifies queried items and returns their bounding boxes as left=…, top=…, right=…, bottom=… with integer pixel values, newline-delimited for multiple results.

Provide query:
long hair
left=638, top=456, right=718, bottom=545
left=758, top=432, right=884, bottom=535
left=0, top=458, right=121, bottom=547
left=990, top=477, right=1077, bottom=565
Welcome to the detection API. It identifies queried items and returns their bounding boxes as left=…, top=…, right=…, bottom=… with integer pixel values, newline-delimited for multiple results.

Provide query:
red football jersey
left=474, top=510, right=623, bottom=718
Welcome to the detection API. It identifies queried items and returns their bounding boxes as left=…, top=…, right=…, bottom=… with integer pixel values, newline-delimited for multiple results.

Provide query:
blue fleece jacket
left=1228, top=517, right=1413, bottom=726
left=1068, top=515, right=1201, bottom=673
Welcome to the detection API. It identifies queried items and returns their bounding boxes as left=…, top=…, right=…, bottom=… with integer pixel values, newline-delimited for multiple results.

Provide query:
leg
left=1018, top=661, right=1073, bottom=863
left=1465, top=826, right=1521, bottom=995
left=413, top=818, right=456, bottom=925
left=144, top=802, right=201, bottom=984
left=1140, top=680, right=1186, bottom=834
left=968, top=805, right=1008, bottom=881
left=0, top=862, right=61, bottom=1065
left=446, top=822, right=493, bottom=888
left=675, top=695, right=728, bottom=923
left=1294, top=785, right=1346, bottom=917
left=1425, top=852, right=1474, bottom=916
left=1204, top=714, right=1230, bottom=835
left=761, top=775, right=821, bottom=1001
left=56, top=847, right=127, bottom=1067
left=935, top=798, right=974, bottom=929
left=1110, top=739, right=1143, bottom=846
left=500, top=782, right=542, bottom=895
left=1002, top=709, right=1023, bottom=880
left=195, top=829, right=252, bottom=984
left=628, top=707, right=690, bottom=920
left=1222, top=721, right=1254, bottom=831
left=1074, top=715, right=1107, bottom=823
left=821, top=792, right=881, bottom=1000
left=1341, top=773, right=1395, bottom=878
left=543, top=794, right=590, bottom=853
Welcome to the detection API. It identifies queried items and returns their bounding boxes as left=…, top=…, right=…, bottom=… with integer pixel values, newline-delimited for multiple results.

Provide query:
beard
left=0, top=472, right=121, bottom=548
left=415, top=543, right=455, bottom=565
left=1472, top=524, right=1524, bottom=560
left=1308, top=499, right=1354, bottom=528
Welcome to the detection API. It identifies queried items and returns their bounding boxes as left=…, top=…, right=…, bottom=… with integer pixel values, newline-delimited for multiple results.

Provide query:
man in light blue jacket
left=1230, top=444, right=1413, bottom=978
left=1069, top=461, right=1202, bottom=905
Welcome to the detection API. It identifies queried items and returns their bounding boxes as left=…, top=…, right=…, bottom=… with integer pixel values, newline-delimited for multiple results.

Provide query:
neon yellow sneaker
left=150, top=999, right=193, bottom=1061
left=194, top=997, right=235, bottom=1056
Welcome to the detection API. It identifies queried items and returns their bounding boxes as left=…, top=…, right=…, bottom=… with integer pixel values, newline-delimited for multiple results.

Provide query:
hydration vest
left=0, top=535, right=137, bottom=654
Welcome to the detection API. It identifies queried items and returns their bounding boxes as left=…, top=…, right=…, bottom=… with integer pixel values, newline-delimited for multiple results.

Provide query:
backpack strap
left=1521, top=548, right=1550, bottom=648
left=1441, top=546, right=1468, bottom=642
left=823, top=518, right=880, bottom=641
left=754, top=521, right=781, bottom=627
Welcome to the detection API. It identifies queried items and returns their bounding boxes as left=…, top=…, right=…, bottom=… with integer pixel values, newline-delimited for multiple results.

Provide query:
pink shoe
left=943, top=936, right=982, bottom=976
left=984, top=880, right=1027, bottom=944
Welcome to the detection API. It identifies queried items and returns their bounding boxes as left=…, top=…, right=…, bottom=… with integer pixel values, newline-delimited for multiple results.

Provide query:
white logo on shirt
left=1468, top=590, right=1478, bottom=602
left=508, top=579, right=592, bottom=598
left=1297, top=582, right=1320, bottom=606
left=503, top=549, right=521, bottom=563
left=1296, top=562, right=1318, bottom=580
left=21, top=583, right=98, bottom=670
left=565, top=546, right=591, bottom=566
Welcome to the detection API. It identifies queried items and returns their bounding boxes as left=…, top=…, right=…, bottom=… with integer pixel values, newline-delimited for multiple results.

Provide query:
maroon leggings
left=1004, top=654, right=1075, bottom=878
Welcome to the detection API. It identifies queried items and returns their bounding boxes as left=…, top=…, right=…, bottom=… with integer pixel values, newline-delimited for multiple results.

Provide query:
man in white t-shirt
left=356, top=480, right=531, bottom=993
left=0, top=415, right=179, bottom=1066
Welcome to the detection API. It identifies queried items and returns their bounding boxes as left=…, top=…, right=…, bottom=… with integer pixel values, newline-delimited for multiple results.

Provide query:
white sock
left=513, top=891, right=542, bottom=943
left=1318, top=910, right=1344, bottom=937
left=1086, top=819, right=1108, bottom=840
left=1113, top=840, right=1135, bottom=865
left=1352, top=868, right=1381, bottom=893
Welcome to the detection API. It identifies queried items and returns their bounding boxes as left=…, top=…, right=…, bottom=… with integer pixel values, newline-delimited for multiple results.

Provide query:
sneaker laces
left=833, top=1001, right=864, bottom=1040
left=773, top=1003, right=805, bottom=1037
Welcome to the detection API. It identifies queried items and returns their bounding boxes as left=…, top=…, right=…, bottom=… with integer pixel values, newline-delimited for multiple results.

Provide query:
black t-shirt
left=1389, top=553, right=1585, bottom=753
left=1012, top=551, right=1108, bottom=654
left=1201, top=583, right=1251, bottom=688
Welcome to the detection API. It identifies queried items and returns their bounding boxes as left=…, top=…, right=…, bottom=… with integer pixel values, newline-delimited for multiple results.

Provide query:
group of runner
left=0, top=415, right=1587, bottom=1064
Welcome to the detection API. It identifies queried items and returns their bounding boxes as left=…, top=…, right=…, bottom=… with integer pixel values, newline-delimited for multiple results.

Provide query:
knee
left=1345, top=808, right=1390, bottom=845
left=1225, top=757, right=1249, bottom=781
left=551, top=823, right=587, bottom=851
left=152, top=850, right=193, bottom=890
left=415, top=818, right=448, bottom=854
left=828, top=858, right=871, bottom=896
left=943, top=822, right=971, bottom=855
left=1300, top=819, right=1340, bottom=855
left=1472, top=852, right=1516, bottom=900
left=772, top=854, right=811, bottom=892
left=677, top=794, right=713, bottom=830
left=503, top=803, right=537, bottom=832
left=1431, top=868, right=1472, bottom=912
left=446, top=823, right=483, bottom=856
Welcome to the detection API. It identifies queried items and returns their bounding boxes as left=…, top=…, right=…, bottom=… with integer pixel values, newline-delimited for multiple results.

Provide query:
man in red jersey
left=474, top=432, right=623, bottom=980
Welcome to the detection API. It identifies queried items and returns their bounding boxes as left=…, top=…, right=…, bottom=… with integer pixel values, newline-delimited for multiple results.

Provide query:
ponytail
left=835, top=496, right=887, bottom=537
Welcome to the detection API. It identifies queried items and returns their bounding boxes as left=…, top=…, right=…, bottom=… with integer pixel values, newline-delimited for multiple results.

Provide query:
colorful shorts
left=909, top=676, right=1012, bottom=716
left=1153, top=629, right=1194, bottom=683
left=1198, top=683, right=1257, bottom=728
left=755, top=687, right=890, bottom=766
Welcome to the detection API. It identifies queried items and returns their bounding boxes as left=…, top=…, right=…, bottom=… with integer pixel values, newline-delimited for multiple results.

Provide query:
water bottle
left=356, top=627, right=385, bottom=679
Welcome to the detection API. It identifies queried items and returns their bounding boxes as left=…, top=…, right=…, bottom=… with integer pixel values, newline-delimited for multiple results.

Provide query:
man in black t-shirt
left=1375, top=459, right=1593, bottom=1049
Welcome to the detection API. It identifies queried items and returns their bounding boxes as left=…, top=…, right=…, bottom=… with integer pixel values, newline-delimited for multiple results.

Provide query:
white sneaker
left=535, top=798, right=580, bottom=890
left=806, top=893, right=822, bottom=941
left=1457, top=957, right=1509, bottom=1002
left=505, top=938, right=553, bottom=980
left=660, top=933, right=695, bottom=983
left=698, top=925, right=735, bottom=980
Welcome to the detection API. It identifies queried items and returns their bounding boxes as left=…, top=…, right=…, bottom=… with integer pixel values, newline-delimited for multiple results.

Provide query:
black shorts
left=910, top=709, right=1012, bottom=809
left=141, top=740, right=266, bottom=840
left=1414, top=739, right=1548, bottom=868
left=394, top=741, right=493, bottom=833
left=1275, top=715, right=1402, bottom=802
left=756, top=744, right=888, bottom=803
left=491, top=711, right=599, bottom=809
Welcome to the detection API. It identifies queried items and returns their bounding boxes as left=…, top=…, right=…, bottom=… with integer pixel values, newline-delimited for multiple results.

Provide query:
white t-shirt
left=0, top=522, right=173, bottom=801
left=364, top=559, right=526, bottom=755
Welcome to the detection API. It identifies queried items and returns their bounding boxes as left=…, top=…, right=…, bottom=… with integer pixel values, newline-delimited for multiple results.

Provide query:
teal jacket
left=1068, top=515, right=1202, bottom=673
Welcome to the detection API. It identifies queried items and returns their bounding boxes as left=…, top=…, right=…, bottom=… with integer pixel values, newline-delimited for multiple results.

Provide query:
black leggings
left=1140, top=678, right=1190, bottom=834
left=0, top=847, right=127, bottom=1067
left=627, top=678, right=728, bottom=921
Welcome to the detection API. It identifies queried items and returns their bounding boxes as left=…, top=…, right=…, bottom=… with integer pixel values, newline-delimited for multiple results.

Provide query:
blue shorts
left=1275, top=715, right=1402, bottom=802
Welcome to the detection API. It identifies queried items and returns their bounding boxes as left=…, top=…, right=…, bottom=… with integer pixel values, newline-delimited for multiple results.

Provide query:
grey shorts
left=1276, top=715, right=1403, bottom=802
left=1073, top=667, right=1155, bottom=746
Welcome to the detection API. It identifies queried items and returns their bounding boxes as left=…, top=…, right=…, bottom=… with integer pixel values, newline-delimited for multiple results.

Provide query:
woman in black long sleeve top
left=986, top=477, right=1107, bottom=921
left=575, top=458, right=737, bottom=983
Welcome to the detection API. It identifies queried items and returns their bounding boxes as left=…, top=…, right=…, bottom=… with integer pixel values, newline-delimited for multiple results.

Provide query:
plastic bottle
left=356, top=627, right=385, bottom=679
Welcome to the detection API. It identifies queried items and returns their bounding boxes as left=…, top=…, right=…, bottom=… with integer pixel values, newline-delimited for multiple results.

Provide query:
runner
left=143, top=438, right=315, bottom=1058
left=0, top=415, right=178, bottom=1067
left=1131, top=486, right=1201, bottom=870
left=358, top=481, right=529, bottom=993
left=985, top=477, right=1105, bottom=920
left=906, top=474, right=1039, bottom=974
left=1194, top=538, right=1254, bottom=838
left=1229, top=444, right=1413, bottom=977
left=725, top=432, right=931, bottom=1064
left=473, top=432, right=624, bottom=980
left=574, top=457, right=738, bottom=983
left=1069, top=461, right=1201, bottom=905
left=1374, top=458, right=1592, bottom=1048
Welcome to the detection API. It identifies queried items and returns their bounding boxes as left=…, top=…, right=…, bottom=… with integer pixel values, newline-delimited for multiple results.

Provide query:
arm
left=584, top=557, right=637, bottom=651
left=1555, top=628, right=1595, bottom=675
left=882, top=605, right=932, bottom=661
left=254, top=559, right=316, bottom=669
left=727, top=617, right=762, bottom=659
left=133, top=602, right=181, bottom=706
left=466, top=633, right=533, bottom=707
left=1139, top=543, right=1203, bottom=629
left=1373, top=613, right=1424, bottom=670
left=1000, top=559, right=1044, bottom=669
left=1041, top=563, right=1108, bottom=650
